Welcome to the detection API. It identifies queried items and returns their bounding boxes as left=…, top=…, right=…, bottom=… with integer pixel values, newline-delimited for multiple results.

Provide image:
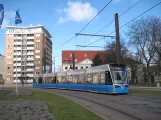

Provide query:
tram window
left=87, top=74, right=93, bottom=84
left=52, top=76, right=56, bottom=83
left=38, top=77, right=42, bottom=84
left=100, top=73, right=105, bottom=84
left=93, top=73, right=99, bottom=84
left=67, top=75, right=73, bottom=84
left=73, top=75, right=78, bottom=84
left=61, top=76, right=66, bottom=84
left=57, top=76, right=61, bottom=84
left=78, top=74, right=84, bottom=84
left=106, top=71, right=112, bottom=85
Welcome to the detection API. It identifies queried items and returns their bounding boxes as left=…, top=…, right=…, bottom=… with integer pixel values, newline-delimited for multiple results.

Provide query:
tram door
left=105, top=71, right=113, bottom=92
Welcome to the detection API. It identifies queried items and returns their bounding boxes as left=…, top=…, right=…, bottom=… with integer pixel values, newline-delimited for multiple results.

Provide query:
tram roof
left=43, top=73, right=57, bottom=77
left=67, top=69, right=86, bottom=75
left=86, top=64, right=110, bottom=73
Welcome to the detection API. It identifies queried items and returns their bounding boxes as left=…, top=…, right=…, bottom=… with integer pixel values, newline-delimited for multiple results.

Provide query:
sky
left=0, top=0, right=161, bottom=71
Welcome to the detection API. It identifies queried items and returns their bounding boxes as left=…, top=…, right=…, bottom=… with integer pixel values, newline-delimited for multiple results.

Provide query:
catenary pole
left=115, top=13, right=121, bottom=65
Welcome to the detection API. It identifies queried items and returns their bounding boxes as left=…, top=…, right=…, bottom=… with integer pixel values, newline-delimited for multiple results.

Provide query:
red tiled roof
left=62, top=50, right=105, bottom=64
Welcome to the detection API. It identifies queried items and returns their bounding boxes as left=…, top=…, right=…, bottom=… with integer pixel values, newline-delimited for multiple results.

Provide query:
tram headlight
left=114, top=85, right=120, bottom=88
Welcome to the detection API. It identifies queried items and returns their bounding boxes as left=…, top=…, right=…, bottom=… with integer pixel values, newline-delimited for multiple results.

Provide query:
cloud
left=56, top=1, right=98, bottom=24
left=1, top=11, right=15, bottom=29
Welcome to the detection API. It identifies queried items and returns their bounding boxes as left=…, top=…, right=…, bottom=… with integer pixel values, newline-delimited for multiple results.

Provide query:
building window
left=75, top=59, right=78, bottom=63
left=84, top=54, right=87, bottom=57
left=65, top=66, right=68, bottom=70
left=36, top=34, right=40, bottom=37
left=8, top=40, right=12, bottom=42
left=36, top=61, right=40, bottom=64
left=70, top=53, right=72, bottom=57
left=35, top=56, right=40, bottom=58
left=27, top=34, right=34, bottom=37
left=8, top=35, right=12, bottom=38
left=35, top=50, right=40, bottom=53
left=35, top=44, right=40, bottom=48
left=8, top=51, right=12, bottom=54
left=86, top=66, right=88, bottom=68
left=35, top=66, right=40, bottom=69
left=7, top=66, right=12, bottom=70
left=7, top=62, right=12, bottom=64
left=7, top=78, right=11, bottom=81
left=8, top=45, right=12, bottom=48
left=75, top=67, right=78, bottom=70
left=81, top=66, right=83, bottom=69
left=7, top=56, right=12, bottom=59
left=36, top=39, right=40, bottom=42
left=7, top=72, right=12, bottom=75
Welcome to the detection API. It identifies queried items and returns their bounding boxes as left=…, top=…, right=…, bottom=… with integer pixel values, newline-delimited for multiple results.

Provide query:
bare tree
left=128, top=16, right=161, bottom=83
left=104, top=40, right=129, bottom=64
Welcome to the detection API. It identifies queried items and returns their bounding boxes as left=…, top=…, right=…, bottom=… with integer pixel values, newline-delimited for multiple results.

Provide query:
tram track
left=29, top=88, right=161, bottom=120
left=40, top=88, right=142, bottom=120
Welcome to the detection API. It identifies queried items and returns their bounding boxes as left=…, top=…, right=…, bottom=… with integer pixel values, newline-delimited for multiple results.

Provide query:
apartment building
left=0, top=54, right=4, bottom=83
left=4, top=25, right=52, bottom=84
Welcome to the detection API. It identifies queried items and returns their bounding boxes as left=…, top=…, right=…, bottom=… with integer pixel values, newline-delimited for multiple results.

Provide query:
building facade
left=0, top=54, right=4, bottom=83
left=62, top=50, right=104, bottom=72
left=4, top=25, right=52, bottom=84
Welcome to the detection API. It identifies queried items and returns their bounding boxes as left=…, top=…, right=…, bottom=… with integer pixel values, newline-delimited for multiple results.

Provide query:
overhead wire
left=85, top=0, right=161, bottom=46
left=53, top=0, right=113, bottom=50
left=81, top=0, right=143, bottom=44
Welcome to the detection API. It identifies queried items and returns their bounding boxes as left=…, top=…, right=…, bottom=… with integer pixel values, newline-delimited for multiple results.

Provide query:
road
left=129, top=86, right=161, bottom=91
left=1, top=85, right=161, bottom=120
left=29, top=88, right=161, bottom=120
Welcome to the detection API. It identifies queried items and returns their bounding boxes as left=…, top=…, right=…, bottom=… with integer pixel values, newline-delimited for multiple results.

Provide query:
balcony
left=27, top=36, right=34, bottom=39
left=14, top=47, right=21, bottom=50
left=14, top=69, right=21, bottom=72
left=14, top=53, right=21, bottom=55
left=14, top=58, right=21, bottom=61
left=13, top=74, right=21, bottom=77
left=27, top=52, right=34, bottom=55
left=26, top=68, right=34, bottom=71
left=14, top=42, right=21, bottom=45
left=27, top=58, right=34, bottom=61
left=27, top=63, right=34, bottom=66
left=27, top=42, right=34, bottom=45
left=14, top=37, right=22, bottom=39
left=26, top=74, right=34, bottom=77
left=27, top=47, right=34, bottom=50
left=14, top=63, right=21, bottom=66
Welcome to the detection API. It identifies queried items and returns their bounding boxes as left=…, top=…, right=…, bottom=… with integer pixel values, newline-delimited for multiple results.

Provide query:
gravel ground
left=0, top=89, right=55, bottom=120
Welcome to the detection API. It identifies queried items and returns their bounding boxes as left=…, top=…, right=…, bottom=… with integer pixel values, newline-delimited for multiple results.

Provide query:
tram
left=33, top=64, right=128, bottom=94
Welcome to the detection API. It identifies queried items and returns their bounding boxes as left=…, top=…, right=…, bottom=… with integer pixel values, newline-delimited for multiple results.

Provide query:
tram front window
left=111, top=71, right=126, bottom=84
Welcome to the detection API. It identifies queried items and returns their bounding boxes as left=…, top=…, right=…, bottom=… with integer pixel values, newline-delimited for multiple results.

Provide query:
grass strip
left=0, top=90, right=103, bottom=120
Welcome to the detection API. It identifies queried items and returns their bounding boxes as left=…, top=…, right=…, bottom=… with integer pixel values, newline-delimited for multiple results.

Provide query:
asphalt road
left=1, top=85, right=161, bottom=120
left=30, top=88, right=161, bottom=120
left=129, top=86, right=161, bottom=91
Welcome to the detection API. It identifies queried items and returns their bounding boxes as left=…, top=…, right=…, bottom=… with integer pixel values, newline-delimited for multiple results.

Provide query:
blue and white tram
left=33, top=64, right=128, bottom=94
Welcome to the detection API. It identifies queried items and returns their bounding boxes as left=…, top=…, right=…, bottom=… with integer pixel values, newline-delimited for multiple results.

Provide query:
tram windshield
left=110, top=65, right=127, bottom=84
